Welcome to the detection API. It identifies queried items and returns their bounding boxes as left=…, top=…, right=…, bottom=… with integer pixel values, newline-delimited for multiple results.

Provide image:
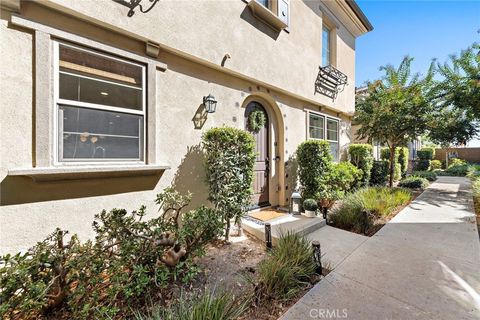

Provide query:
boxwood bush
left=303, top=198, right=318, bottom=211
left=348, top=144, right=373, bottom=187
left=412, top=170, right=437, bottom=182
left=398, top=176, right=429, bottom=189
left=430, top=159, right=442, bottom=170
left=370, top=160, right=389, bottom=186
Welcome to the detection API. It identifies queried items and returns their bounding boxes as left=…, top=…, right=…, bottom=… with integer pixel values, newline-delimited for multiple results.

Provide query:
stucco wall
left=0, top=1, right=361, bottom=254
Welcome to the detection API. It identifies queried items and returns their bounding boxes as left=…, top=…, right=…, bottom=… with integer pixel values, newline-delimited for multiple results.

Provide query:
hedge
left=398, top=176, right=429, bottom=189
left=370, top=160, right=389, bottom=186
left=348, top=144, right=373, bottom=188
left=417, top=147, right=435, bottom=160
left=296, top=140, right=333, bottom=200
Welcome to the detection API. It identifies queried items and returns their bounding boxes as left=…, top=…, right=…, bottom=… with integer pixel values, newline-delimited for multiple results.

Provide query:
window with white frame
left=55, top=42, right=145, bottom=162
left=308, top=112, right=340, bottom=161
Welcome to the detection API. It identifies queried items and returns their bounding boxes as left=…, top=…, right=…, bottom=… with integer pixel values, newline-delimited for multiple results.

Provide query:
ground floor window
left=54, top=41, right=146, bottom=163
left=308, top=111, right=340, bottom=161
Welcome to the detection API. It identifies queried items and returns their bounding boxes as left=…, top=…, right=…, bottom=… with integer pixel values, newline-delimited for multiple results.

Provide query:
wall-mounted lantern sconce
left=112, top=0, right=160, bottom=17
left=203, top=94, right=218, bottom=113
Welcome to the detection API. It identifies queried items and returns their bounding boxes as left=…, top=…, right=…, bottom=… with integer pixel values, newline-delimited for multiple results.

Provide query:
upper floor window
left=308, top=112, right=339, bottom=161
left=257, top=0, right=269, bottom=8
left=322, top=25, right=331, bottom=66
left=55, top=42, right=145, bottom=163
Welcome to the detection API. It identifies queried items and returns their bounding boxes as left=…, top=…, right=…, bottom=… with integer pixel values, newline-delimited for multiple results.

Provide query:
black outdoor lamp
left=203, top=94, right=217, bottom=113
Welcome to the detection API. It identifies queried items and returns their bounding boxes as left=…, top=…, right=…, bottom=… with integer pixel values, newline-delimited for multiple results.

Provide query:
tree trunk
left=389, top=145, right=396, bottom=188
left=225, top=219, right=230, bottom=241
left=445, top=149, right=449, bottom=168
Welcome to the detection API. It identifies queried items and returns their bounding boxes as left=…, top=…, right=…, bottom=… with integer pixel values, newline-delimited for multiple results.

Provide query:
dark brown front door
left=245, top=102, right=270, bottom=207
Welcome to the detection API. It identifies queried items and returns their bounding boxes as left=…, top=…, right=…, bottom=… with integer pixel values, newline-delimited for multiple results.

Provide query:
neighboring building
left=0, top=0, right=372, bottom=253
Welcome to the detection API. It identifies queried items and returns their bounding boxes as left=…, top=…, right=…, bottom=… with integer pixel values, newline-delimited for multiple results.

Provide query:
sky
left=354, top=0, right=480, bottom=146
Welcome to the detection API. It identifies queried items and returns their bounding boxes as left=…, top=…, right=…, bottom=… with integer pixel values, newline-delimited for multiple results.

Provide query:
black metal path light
left=203, top=94, right=218, bottom=114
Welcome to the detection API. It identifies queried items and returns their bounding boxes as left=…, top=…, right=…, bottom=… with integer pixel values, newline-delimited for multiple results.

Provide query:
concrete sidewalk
left=280, top=177, right=480, bottom=320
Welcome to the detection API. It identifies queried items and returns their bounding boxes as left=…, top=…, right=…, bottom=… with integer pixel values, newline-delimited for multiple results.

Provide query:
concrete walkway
left=280, top=177, right=480, bottom=320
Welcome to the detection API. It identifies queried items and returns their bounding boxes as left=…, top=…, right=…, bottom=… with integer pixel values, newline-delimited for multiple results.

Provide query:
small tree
left=427, top=108, right=478, bottom=167
left=354, top=56, right=435, bottom=187
left=202, top=127, right=256, bottom=241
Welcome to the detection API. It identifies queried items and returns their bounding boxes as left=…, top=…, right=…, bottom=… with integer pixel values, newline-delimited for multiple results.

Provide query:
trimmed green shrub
left=398, top=176, right=429, bottom=189
left=135, top=289, right=249, bottom=320
left=417, top=147, right=435, bottom=160
left=412, top=171, right=437, bottom=182
left=296, top=140, right=333, bottom=200
left=370, top=160, right=389, bottom=186
left=448, top=158, right=467, bottom=167
left=303, top=198, right=318, bottom=211
left=330, top=187, right=412, bottom=234
left=381, top=147, right=399, bottom=162
left=472, top=176, right=480, bottom=215
left=202, top=127, right=256, bottom=240
left=394, top=163, right=402, bottom=181
left=348, top=144, right=373, bottom=187
left=256, top=232, right=316, bottom=301
left=445, top=163, right=470, bottom=176
left=430, top=159, right=442, bottom=170
left=415, top=159, right=431, bottom=171
left=381, top=147, right=402, bottom=181
left=331, top=162, right=363, bottom=193
left=398, top=147, right=409, bottom=178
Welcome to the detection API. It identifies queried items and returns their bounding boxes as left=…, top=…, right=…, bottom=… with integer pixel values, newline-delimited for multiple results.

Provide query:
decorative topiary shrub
left=398, top=147, right=409, bottom=178
left=394, top=163, right=402, bottom=181
left=412, top=170, right=437, bottom=182
left=398, top=176, right=429, bottom=189
left=415, top=159, right=431, bottom=171
left=370, top=160, right=389, bottom=186
left=417, top=147, right=435, bottom=160
left=348, top=144, right=373, bottom=188
left=296, top=140, right=333, bottom=201
left=430, top=159, right=442, bottom=170
left=303, top=198, right=318, bottom=211
left=381, top=147, right=403, bottom=181
left=202, top=127, right=256, bottom=240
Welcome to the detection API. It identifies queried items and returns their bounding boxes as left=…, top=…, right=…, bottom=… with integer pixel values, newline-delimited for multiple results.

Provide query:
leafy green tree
left=354, top=56, right=435, bottom=187
left=427, top=108, right=478, bottom=167
left=435, top=43, right=480, bottom=120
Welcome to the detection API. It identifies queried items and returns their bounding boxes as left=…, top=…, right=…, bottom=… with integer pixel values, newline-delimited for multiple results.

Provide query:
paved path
left=280, top=177, right=480, bottom=320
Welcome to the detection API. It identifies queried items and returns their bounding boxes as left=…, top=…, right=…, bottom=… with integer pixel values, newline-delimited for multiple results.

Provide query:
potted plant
left=303, top=198, right=318, bottom=218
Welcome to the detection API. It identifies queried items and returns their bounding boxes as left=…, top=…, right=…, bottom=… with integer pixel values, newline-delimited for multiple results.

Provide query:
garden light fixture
left=312, top=240, right=322, bottom=275
left=290, top=190, right=302, bottom=215
left=203, top=94, right=218, bottom=113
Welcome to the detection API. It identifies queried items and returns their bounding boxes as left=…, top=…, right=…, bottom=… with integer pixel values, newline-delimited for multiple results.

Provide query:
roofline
left=345, top=0, right=374, bottom=32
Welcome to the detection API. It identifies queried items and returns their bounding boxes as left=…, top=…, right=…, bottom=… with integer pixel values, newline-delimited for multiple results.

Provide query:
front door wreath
left=248, top=107, right=266, bottom=133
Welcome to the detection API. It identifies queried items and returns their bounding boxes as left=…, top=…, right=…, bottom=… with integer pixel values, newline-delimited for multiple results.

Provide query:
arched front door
left=245, top=102, right=270, bottom=208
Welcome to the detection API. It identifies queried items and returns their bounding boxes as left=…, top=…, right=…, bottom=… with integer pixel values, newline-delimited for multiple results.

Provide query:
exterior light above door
left=203, top=94, right=218, bottom=113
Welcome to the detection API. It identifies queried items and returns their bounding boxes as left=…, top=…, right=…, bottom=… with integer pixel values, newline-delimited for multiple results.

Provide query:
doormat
left=249, top=210, right=286, bottom=222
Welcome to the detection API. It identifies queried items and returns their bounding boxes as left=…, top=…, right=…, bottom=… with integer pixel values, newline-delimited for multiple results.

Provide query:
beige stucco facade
left=0, top=0, right=371, bottom=254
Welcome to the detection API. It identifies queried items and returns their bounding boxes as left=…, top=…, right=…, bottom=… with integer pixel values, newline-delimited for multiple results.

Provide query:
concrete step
left=242, top=214, right=326, bottom=246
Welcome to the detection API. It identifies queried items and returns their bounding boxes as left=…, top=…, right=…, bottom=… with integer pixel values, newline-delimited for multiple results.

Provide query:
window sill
left=8, top=164, right=170, bottom=182
left=247, top=0, right=287, bottom=31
